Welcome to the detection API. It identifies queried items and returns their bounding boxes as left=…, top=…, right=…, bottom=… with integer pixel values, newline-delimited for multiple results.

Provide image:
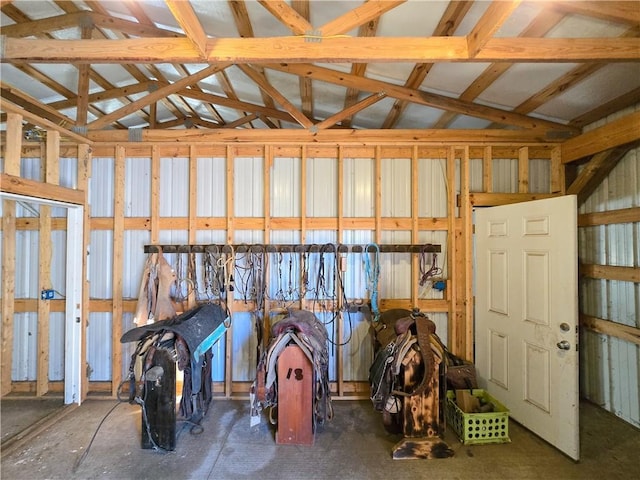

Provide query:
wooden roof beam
left=229, top=0, right=279, bottom=128
left=292, top=0, right=313, bottom=120
left=433, top=7, right=566, bottom=128
left=237, top=64, right=313, bottom=129
left=314, top=92, right=387, bottom=131
left=165, top=0, right=208, bottom=58
left=87, top=64, right=230, bottom=129
left=467, top=0, right=522, bottom=57
left=4, top=37, right=640, bottom=63
left=318, top=0, right=405, bottom=37
left=382, top=0, right=473, bottom=129
left=549, top=1, right=640, bottom=27
left=268, top=63, right=578, bottom=133
left=561, top=110, right=640, bottom=162
left=566, top=146, right=635, bottom=205
left=257, top=0, right=312, bottom=35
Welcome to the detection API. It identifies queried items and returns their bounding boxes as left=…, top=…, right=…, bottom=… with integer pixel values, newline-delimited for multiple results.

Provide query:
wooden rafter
left=257, top=0, right=312, bottom=35
left=467, top=1, right=522, bottom=58
left=566, top=146, right=635, bottom=205
left=550, top=1, right=640, bottom=27
left=313, top=92, right=387, bottom=131
left=87, top=64, right=230, bottom=129
left=230, top=0, right=280, bottom=127
left=382, top=0, right=473, bottom=129
left=317, top=0, right=405, bottom=36
left=342, top=16, right=379, bottom=128
left=267, top=63, right=579, bottom=133
left=292, top=0, right=313, bottom=120
left=237, top=64, right=313, bottom=128
left=165, top=0, right=208, bottom=58
left=434, top=7, right=566, bottom=128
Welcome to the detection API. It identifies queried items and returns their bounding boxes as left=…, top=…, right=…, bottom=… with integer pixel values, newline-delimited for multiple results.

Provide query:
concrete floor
left=1, top=396, right=639, bottom=480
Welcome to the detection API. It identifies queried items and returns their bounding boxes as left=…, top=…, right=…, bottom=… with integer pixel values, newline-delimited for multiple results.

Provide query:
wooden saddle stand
left=370, top=308, right=454, bottom=459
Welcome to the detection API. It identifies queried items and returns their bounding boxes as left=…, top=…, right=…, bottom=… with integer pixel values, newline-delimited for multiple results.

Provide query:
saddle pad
left=121, top=303, right=227, bottom=358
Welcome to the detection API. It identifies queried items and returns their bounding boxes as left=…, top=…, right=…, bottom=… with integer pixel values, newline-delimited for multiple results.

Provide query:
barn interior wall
left=578, top=105, right=640, bottom=428
left=1, top=140, right=557, bottom=400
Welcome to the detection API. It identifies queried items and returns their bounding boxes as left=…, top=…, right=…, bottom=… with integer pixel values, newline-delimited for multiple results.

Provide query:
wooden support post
left=446, top=147, right=457, bottom=354
left=337, top=145, right=344, bottom=397
left=111, top=145, right=125, bottom=397
left=483, top=146, right=492, bottom=193
left=411, top=146, right=419, bottom=307
left=150, top=145, right=160, bottom=244
left=518, top=146, right=529, bottom=193
left=276, top=345, right=314, bottom=445
left=374, top=145, right=382, bottom=244
left=224, top=146, right=234, bottom=398
left=77, top=143, right=92, bottom=401
left=1, top=112, right=22, bottom=396
left=550, top=146, right=564, bottom=194
left=460, top=146, right=473, bottom=361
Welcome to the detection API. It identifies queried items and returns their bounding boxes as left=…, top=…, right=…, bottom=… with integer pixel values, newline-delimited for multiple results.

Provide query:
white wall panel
left=49, top=312, right=65, bottom=381
left=271, top=157, right=300, bottom=217
left=87, top=313, right=112, bottom=381
left=307, top=158, right=337, bottom=217
left=90, top=158, right=114, bottom=217
left=234, top=157, right=263, bottom=217
left=89, top=230, right=113, bottom=299
left=492, top=158, right=518, bottom=192
left=125, top=157, right=151, bottom=217
left=579, top=109, right=639, bottom=428
left=14, top=230, right=39, bottom=298
left=344, top=158, right=374, bottom=217
left=382, top=157, right=411, bottom=217
left=123, top=230, right=151, bottom=298
left=197, top=157, right=226, bottom=217
left=12, top=313, right=37, bottom=380
left=160, top=157, right=188, bottom=216
left=418, top=158, right=448, bottom=217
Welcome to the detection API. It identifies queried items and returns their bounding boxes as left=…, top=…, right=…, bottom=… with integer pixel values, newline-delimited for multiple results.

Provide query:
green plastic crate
left=446, top=389, right=510, bottom=445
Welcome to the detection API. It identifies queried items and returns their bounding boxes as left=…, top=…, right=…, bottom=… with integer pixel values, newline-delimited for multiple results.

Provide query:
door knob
left=557, top=340, right=571, bottom=350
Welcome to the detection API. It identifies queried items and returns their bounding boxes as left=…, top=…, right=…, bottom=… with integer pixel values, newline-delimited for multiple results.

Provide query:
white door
left=475, top=196, right=579, bottom=460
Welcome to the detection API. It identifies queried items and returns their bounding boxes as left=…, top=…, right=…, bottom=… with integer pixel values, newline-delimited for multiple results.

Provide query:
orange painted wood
left=276, top=345, right=314, bottom=445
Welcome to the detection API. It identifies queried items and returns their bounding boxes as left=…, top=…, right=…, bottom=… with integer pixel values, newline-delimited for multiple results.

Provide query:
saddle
left=369, top=308, right=440, bottom=422
left=250, top=309, right=333, bottom=429
left=121, top=303, right=228, bottom=424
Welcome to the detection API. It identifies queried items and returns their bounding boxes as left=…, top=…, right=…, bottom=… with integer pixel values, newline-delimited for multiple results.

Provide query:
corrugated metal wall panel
left=125, top=157, right=151, bottom=217
left=12, top=313, right=37, bottom=380
left=344, top=157, right=374, bottom=218
left=15, top=230, right=39, bottom=298
left=89, top=230, right=113, bottom=299
left=49, top=312, right=65, bottom=381
left=231, top=311, right=256, bottom=382
left=382, top=157, right=411, bottom=217
left=90, top=158, right=114, bottom=217
left=492, top=158, right=518, bottom=192
left=123, top=230, right=151, bottom=298
left=160, top=157, right=188, bottom=217
left=235, top=157, right=263, bottom=217
left=419, top=158, right=449, bottom=217
left=579, top=106, right=639, bottom=428
left=87, top=313, right=112, bottom=381
left=529, top=158, right=551, bottom=193
left=307, top=158, right=337, bottom=217
left=341, top=311, right=373, bottom=382
left=271, top=157, right=300, bottom=217
left=197, top=157, right=226, bottom=217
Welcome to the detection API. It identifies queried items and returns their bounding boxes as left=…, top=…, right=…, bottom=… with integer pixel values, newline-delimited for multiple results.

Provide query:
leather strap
left=393, top=314, right=436, bottom=397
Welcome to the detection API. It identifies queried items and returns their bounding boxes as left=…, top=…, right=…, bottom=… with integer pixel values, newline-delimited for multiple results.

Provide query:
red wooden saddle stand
left=276, top=345, right=314, bottom=445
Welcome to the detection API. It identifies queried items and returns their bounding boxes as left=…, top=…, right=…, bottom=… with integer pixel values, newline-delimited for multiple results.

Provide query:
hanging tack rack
left=143, top=243, right=441, bottom=254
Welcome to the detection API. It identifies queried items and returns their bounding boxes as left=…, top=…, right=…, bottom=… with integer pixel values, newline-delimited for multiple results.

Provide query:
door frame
left=1, top=192, right=84, bottom=405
